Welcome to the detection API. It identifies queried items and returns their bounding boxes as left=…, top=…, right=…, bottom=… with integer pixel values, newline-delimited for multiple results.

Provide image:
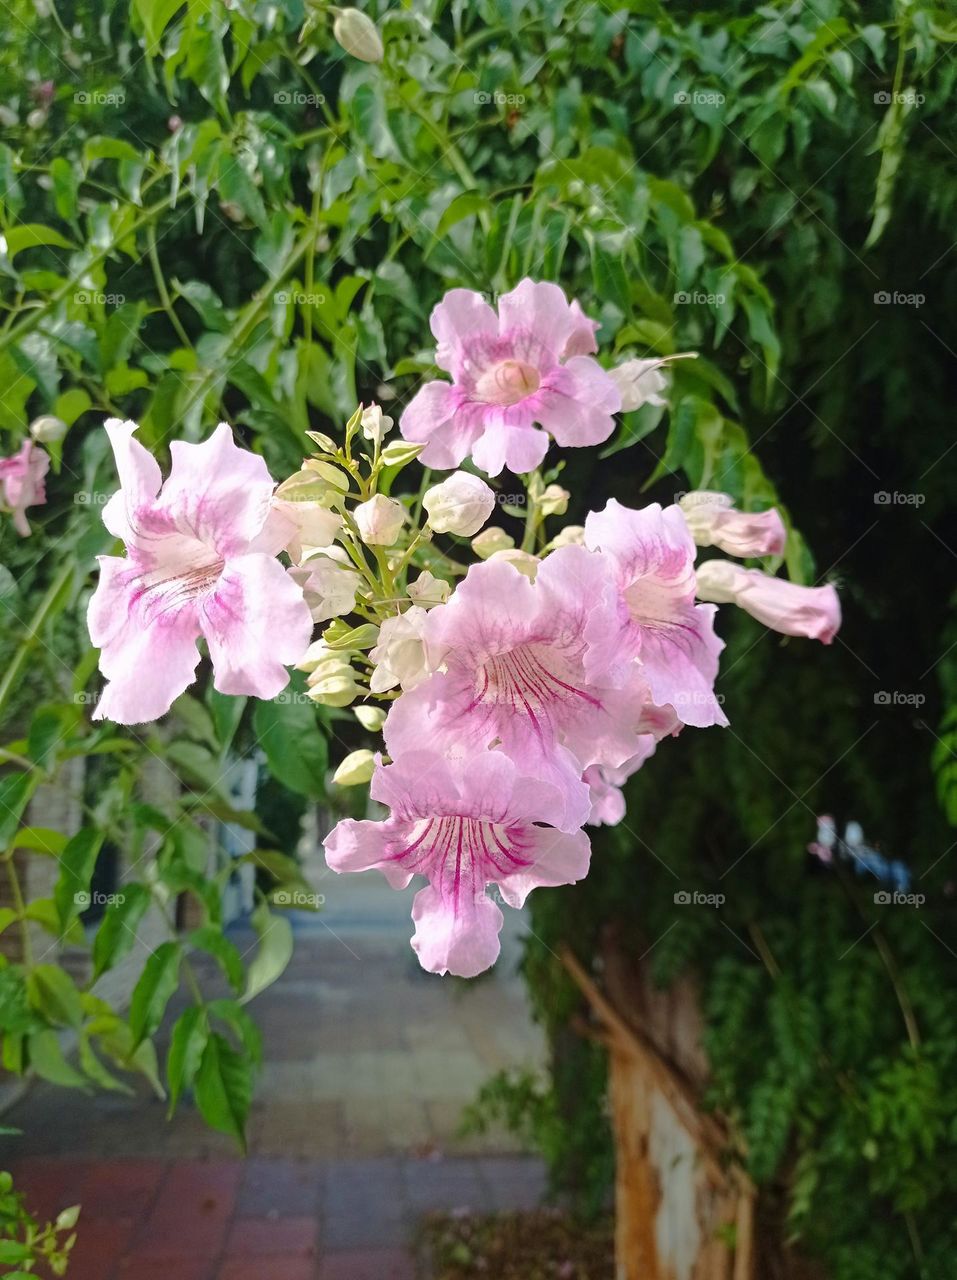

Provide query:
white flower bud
left=369, top=607, right=430, bottom=693
left=423, top=471, right=496, bottom=536
left=332, top=749, right=376, bottom=786
left=610, top=358, right=669, bottom=411
left=489, top=549, right=539, bottom=581
left=354, top=704, right=387, bottom=732
left=354, top=494, right=406, bottom=546
left=360, top=402, right=394, bottom=446
left=471, top=527, right=514, bottom=559
left=29, top=415, right=68, bottom=444
left=407, top=570, right=449, bottom=609
left=293, top=556, right=362, bottom=622
left=540, top=484, right=569, bottom=517
left=332, top=7, right=384, bottom=62
left=547, top=524, right=585, bottom=550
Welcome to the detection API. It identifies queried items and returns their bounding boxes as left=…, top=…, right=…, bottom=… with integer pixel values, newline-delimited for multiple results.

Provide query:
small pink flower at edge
left=324, top=750, right=591, bottom=977
left=399, top=280, right=621, bottom=477
left=87, top=419, right=313, bottom=724
left=0, top=438, right=50, bottom=536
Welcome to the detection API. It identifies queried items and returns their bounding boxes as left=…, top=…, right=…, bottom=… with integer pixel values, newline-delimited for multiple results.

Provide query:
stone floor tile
left=317, top=1248, right=416, bottom=1280
left=226, top=1215, right=318, bottom=1256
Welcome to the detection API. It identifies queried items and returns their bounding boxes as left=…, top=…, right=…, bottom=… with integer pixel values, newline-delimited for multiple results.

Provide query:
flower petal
left=430, top=288, right=499, bottom=378
left=200, top=553, right=313, bottom=698
left=89, top=558, right=202, bottom=724
left=533, top=358, right=621, bottom=447
left=410, top=883, right=504, bottom=978
left=158, top=423, right=275, bottom=555
left=470, top=416, right=549, bottom=477
left=400, top=381, right=477, bottom=470
left=324, top=816, right=415, bottom=889
left=497, top=279, right=578, bottom=364
left=101, top=419, right=163, bottom=540
left=497, top=826, right=591, bottom=909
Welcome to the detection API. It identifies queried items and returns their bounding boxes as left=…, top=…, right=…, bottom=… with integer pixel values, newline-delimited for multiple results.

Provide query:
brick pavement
left=1, top=864, right=550, bottom=1276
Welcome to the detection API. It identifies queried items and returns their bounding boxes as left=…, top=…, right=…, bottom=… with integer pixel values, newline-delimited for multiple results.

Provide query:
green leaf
left=189, top=926, right=244, bottom=992
left=241, top=902, right=293, bottom=1005
left=194, top=1031, right=252, bottom=1150
left=54, top=828, right=104, bottom=932
left=10, top=827, right=68, bottom=856
left=0, top=773, right=36, bottom=849
left=208, top=689, right=246, bottom=754
left=129, top=941, right=182, bottom=1046
left=28, top=1029, right=88, bottom=1089
left=2, top=224, right=74, bottom=257
left=166, top=1005, right=208, bottom=1116
left=92, top=884, right=152, bottom=980
left=133, top=0, right=186, bottom=53
left=253, top=690, right=328, bottom=799
left=26, top=965, right=83, bottom=1028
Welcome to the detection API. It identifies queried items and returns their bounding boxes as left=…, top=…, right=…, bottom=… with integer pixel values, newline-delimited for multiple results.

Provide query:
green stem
left=147, top=222, right=193, bottom=349
left=5, top=855, right=34, bottom=968
left=0, top=563, right=74, bottom=724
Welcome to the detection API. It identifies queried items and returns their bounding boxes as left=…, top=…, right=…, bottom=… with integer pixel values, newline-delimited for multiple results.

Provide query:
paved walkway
left=2, top=860, right=549, bottom=1277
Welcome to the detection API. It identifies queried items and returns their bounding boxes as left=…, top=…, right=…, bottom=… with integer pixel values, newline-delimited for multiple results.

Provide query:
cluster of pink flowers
left=85, top=279, right=841, bottom=978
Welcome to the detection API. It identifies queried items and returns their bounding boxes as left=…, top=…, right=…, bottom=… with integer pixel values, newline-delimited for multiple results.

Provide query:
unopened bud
left=332, top=8, right=385, bottom=63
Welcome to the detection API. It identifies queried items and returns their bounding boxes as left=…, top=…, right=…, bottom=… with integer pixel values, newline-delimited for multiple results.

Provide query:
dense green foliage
left=0, top=0, right=954, bottom=1275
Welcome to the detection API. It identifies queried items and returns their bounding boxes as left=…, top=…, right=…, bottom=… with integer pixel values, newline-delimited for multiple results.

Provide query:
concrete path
left=2, top=860, right=550, bottom=1277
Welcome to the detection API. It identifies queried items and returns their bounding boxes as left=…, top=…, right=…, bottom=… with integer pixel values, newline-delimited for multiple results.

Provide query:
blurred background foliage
left=0, top=0, right=955, bottom=1275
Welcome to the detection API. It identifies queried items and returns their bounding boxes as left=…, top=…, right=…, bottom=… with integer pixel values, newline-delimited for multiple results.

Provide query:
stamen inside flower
left=475, top=359, right=541, bottom=406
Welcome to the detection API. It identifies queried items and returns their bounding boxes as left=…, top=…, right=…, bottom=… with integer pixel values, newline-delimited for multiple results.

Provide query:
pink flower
left=0, top=439, right=49, bottom=536
left=399, top=280, right=621, bottom=476
left=584, top=500, right=727, bottom=728
left=383, top=547, right=647, bottom=829
left=585, top=701, right=680, bottom=826
left=88, top=419, right=313, bottom=724
left=679, top=491, right=786, bottom=558
left=324, top=750, right=591, bottom=976
left=694, top=559, right=841, bottom=642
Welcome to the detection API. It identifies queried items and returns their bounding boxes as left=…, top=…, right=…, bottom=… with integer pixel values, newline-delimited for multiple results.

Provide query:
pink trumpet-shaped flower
left=88, top=419, right=313, bottom=724
left=383, top=547, right=648, bottom=830
left=584, top=700, right=681, bottom=825
left=679, top=491, right=786, bottom=558
left=399, top=280, right=621, bottom=476
left=584, top=499, right=727, bottom=728
left=0, top=439, right=49, bottom=536
left=694, top=559, right=841, bottom=643
left=325, top=750, right=591, bottom=976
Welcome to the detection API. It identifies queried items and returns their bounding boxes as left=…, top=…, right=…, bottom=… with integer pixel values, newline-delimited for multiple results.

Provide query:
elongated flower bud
left=333, top=8, right=384, bottom=62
